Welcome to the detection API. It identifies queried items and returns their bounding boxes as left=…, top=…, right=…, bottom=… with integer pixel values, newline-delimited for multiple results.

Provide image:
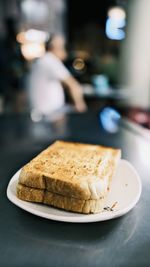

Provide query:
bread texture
left=19, top=141, right=121, bottom=200
left=17, top=183, right=106, bottom=214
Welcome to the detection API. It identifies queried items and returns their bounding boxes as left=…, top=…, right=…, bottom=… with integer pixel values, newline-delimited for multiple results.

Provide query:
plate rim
left=7, top=159, right=142, bottom=223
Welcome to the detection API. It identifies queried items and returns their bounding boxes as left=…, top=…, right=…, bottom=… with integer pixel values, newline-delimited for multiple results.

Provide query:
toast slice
left=19, top=141, right=121, bottom=200
left=17, top=183, right=106, bottom=214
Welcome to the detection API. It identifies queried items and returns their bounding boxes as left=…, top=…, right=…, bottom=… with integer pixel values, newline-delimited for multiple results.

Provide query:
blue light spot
left=100, top=107, right=121, bottom=133
left=106, top=17, right=126, bottom=40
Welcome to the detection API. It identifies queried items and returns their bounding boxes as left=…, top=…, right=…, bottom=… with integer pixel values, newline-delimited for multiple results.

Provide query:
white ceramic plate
left=7, top=160, right=142, bottom=223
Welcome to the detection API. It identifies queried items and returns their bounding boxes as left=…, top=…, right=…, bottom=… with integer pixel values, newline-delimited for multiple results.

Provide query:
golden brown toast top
left=19, top=141, right=121, bottom=199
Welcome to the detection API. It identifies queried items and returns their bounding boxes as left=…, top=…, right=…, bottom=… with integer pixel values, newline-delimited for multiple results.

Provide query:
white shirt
left=29, top=52, right=70, bottom=115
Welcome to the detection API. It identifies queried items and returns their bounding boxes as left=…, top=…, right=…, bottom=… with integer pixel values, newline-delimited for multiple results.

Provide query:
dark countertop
left=0, top=112, right=150, bottom=267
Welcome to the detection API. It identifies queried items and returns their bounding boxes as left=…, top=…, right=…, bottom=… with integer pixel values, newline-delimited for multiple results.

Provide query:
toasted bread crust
left=17, top=183, right=44, bottom=202
left=19, top=141, right=121, bottom=200
left=17, top=184, right=106, bottom=214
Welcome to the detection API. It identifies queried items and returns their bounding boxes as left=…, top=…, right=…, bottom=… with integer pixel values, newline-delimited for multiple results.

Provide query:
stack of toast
left=17, top=141, right=121, bottom=214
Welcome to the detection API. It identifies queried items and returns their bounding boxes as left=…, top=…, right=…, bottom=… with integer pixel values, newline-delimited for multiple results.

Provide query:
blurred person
left=29, top=34, right=87, bottom=117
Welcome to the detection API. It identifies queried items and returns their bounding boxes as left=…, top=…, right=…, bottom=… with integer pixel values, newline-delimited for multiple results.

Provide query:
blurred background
left=1, top=0, right=150, bottom=130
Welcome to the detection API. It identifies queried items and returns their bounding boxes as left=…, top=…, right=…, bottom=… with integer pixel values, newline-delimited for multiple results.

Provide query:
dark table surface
left=0, top=111, right=150, bottom=267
